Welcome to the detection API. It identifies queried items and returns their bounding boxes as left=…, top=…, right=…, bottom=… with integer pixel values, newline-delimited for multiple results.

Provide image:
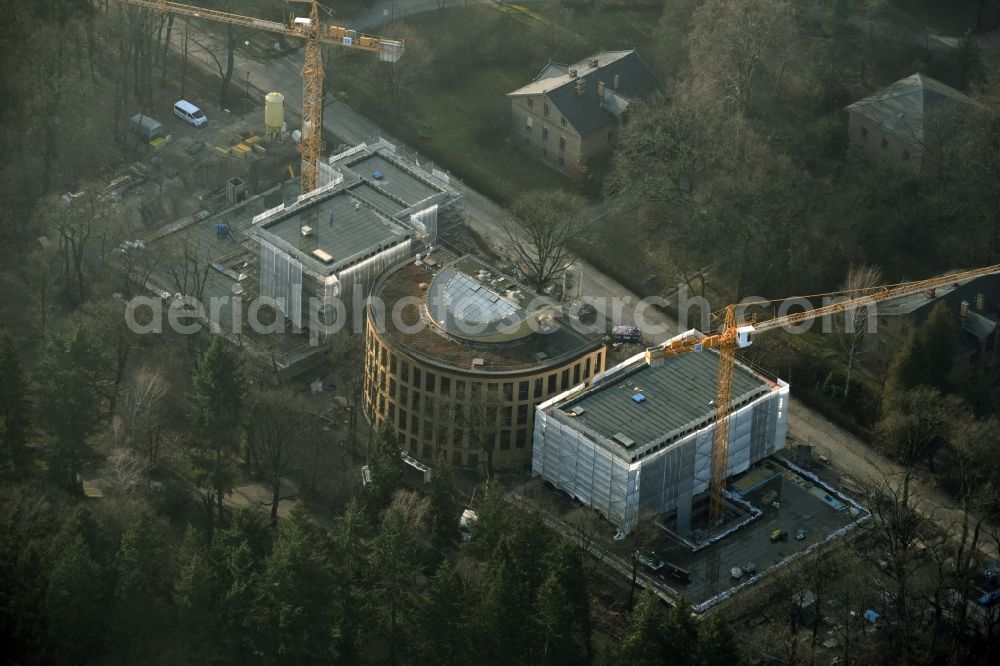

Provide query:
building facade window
left=881, top=137, right=889, bottom=151
left=518, top=381, right=529, bottom=401
left=542, top=127, right=549, bottom=141
left=527, top=98, right=533, bottom=109
left=902, top=149, right=911, bottom=161
left=559, top=136, right=566, bottom=152
left=543, top=103, right=550, bottom=117
left=560, top=116, right=566, bottom=127
left=861, top=125, right=869, bottom=139
left=525, top=116, right=533, bottom=131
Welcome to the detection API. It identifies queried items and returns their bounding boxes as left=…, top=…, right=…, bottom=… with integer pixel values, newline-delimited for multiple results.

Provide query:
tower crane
left=646, top=263, right=1000, bottom=525
left=116, top=0, right=404, bottom=194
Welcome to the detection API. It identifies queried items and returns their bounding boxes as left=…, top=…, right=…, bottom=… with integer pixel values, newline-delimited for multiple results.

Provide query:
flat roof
left=370, top=250, right=603, bottom=374
left=256, top=189, right=409, bottom=274
left=350, top=154, right=439, bottom=206
left=555, top=352, right=773, bottom=452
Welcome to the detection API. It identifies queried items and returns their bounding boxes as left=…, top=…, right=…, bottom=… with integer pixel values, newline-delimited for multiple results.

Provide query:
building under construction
left=532, top=332, right=789, bottom=536
left=248, top=140, right=459, bottom=331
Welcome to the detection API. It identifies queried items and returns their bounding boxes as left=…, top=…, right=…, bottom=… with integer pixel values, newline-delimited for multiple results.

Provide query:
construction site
left=95, top=0, right=1000, bottom=623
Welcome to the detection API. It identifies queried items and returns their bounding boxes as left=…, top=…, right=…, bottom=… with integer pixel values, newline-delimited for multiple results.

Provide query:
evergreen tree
left=429, top=454, right=459, bottom=552
left=618, top=588, right=667, bottom=666
left=0, top=336, right=31, bottom=473
left=470, top=478, right=511, bottom=557
left=698, top=613, right=741, bottom=666
left=46, top=534, right=108, bottom=663
left=212, top=507, right=272, bottom=659
left=332, top=499, right=370, bottom=664
left=37, top=328, right=104, bottom=492
left=189, top=335, right=245, bottom=522
left=826, top=0, right=860, bottom=86
left=475, top=537, right=537, bottom=664
left=546, top=542, right=592, bottom=663
left=254, top=506, right=338, bottom=663
left=534, top=570, right=576, bottom=665
left=364, top=423, right=405, bottom=516
left=414, top=560, right=470, bottom=666
left=371, top=505, right=417, bottom=665
left=173, top=525, right=220, bottom=652
left=883, top=302, right=956, bottom=410
left=663, top=597, right=699, bottom=666
left=113, top=512, right=168, bottom=658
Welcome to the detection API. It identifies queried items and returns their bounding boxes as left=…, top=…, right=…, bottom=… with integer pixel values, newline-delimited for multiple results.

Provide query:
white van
left=173, top=100, right=207, bottom=127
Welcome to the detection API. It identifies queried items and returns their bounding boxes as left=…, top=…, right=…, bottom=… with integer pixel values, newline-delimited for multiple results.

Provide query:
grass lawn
left=335, top=1, right=696, bottom=205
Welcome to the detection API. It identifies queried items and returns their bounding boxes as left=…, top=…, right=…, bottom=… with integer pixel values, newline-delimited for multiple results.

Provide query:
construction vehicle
left=116, top=0, right=404, bottom=194
left=646, top=263, right=1000, bottom=525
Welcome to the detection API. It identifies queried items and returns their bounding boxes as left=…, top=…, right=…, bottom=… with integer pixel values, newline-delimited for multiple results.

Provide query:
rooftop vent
left=632, top=393, right=646, bottom=404
left=576, top=79, right=586, bottom=95
left=471, top=358, right=485, bottom=369
left=300, top=225, right=314, bottom=237
left=611, top=432, right=635, bottom=448
left=588, top=57, right=599, bottom=68
left=534, top=351, right=548, bottom=361
left=568, top=406, right=586, bottom=416
left=568, top=67, right=578, bottom=77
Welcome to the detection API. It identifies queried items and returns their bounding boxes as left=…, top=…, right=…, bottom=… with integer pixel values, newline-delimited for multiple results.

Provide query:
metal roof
left=844, top=73, right=973, bottom=146
left=508, top=50, right=658, bottom=136
left=556, top=351, right=771, bottom=452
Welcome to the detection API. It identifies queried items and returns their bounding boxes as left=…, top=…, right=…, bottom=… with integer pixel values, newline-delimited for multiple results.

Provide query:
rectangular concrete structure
left=533, top=340, right=789, bottom=535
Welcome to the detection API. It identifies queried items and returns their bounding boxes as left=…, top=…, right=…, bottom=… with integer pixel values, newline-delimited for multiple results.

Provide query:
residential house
left=507, top=50, right=658, bottom=175
left=863, top=273, right=1000, bottom=381
left=844, top=73, right=976, bottom=174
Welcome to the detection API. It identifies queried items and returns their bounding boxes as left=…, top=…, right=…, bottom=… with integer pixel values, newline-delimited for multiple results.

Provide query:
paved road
left=167, top=8, right=995, bottom=558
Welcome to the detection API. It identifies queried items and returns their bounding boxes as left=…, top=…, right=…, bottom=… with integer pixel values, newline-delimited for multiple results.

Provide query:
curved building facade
left=364, top=252, right=606, bottom=470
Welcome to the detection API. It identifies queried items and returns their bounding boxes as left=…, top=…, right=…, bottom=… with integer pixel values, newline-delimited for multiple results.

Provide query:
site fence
left=366, top=130, right=465, bottom=193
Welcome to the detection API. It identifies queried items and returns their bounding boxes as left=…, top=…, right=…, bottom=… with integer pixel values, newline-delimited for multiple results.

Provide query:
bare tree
left=838, top=263, right=882, bottom=398
left=246, top=387, right=308, bottom=527
left=505, top=190, right=586, bottom=294
left=119, top=365, right=170, bottom=468
left=102, top=446, right=151, bottom=497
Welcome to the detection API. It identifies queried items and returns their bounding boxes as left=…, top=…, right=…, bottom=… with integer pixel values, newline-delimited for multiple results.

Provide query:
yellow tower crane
left=646, top=263, right=1000, bottom=526
left=117, top=0, right=404, bottom=194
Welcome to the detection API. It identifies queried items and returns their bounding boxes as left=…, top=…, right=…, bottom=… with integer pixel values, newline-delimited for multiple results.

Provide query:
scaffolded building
left=532, top=334, right=789, bottom=536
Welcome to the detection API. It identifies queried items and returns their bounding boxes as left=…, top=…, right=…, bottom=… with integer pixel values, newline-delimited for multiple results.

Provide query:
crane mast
left=115, top=0, right=404, bottom=194
left=647, top=263, right=1000, bottom=525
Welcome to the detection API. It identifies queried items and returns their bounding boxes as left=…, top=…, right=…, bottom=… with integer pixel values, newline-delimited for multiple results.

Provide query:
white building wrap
left=533, top=377, right=789, bottom=535
left=258, top=239, right=304, bottom=328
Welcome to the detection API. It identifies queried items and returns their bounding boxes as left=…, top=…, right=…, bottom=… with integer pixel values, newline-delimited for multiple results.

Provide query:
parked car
left=174, top=99, right=207, bottom=127
left=730, top=566, right=743, bottom=580
left=742, top=561, right=757, bottom=575
left=795, top=528, right=807, bottom=541
left=770, top=529, right=789, bottom=543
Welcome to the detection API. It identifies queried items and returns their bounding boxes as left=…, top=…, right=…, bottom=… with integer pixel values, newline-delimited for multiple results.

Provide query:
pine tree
left=429, top=455, right=458, bottom=552
left=618, top=588, right=667, bottom=666
left=372, top=505, right=417, bottom=665
left=414, top=560, right=470, bottom=666
left=113, top=513, right=168, bottom=657
left=37, top=328, right=104, bottom=492
left=534, top=570, right=576, bottom=665
left=254, top=506, right=338, bottom=663
left=332, top=498, right=370, bottom=664
left=0, top=336, right=31, bottom=473
left=364, top=423, right=405, bottom=516
left=663, top=597, right=699, bottom=666
left=698, top=614, right=741, bottom=666
left=883, top=302, right=956, bottom=412
left=173, top=526, right=220, bottom=647
left=46, top=534, right=108, bottom=662
left=189, top=335, right=245, bottom=522
left=470, top=479, right=511, bottom=557
left=546, top=542, right=592, bottom=662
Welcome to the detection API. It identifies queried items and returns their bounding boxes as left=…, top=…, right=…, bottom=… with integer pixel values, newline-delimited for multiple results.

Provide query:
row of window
left=525, top=97, right=567, bottom=127
left=859, top=125, right=911, bottom=161
left=525, top=116, right=568, bottom=152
